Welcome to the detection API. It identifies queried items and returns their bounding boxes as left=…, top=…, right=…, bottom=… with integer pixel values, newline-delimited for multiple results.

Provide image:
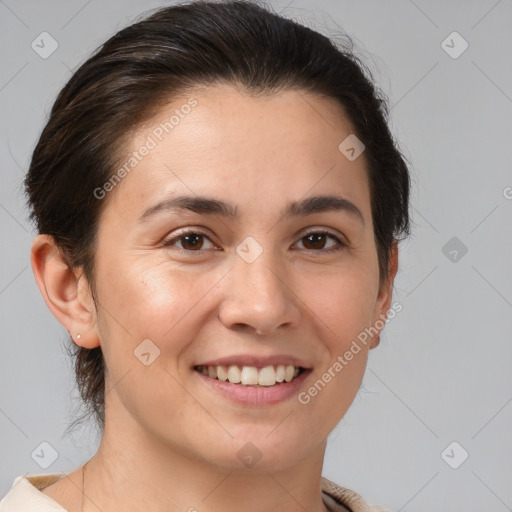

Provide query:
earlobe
left=369, top=241, right=399, bottom=350
left=30, top=234, right=100, bottom=349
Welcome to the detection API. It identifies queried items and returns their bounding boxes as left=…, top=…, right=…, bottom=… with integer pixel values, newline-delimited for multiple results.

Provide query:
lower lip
left=194, top=368, right=312, bottom=406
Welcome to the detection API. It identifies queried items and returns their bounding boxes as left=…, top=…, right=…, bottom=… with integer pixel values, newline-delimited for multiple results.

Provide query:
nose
left=218, top=249, right=301, bottom=336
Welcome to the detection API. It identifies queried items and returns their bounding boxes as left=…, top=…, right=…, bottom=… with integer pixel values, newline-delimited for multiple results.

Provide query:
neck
left=82, top=403, right=330, bottom=512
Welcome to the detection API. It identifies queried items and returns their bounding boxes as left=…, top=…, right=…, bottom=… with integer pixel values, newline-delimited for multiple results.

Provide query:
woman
left=0, top=1, right=410, bottom=511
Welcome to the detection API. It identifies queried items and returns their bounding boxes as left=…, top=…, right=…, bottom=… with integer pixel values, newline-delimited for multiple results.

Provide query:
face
left=86, top=84, right=395, bottom=471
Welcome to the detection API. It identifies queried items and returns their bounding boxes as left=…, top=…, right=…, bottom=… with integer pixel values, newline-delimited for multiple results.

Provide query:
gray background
left=1, top=0, right=511, bottom=511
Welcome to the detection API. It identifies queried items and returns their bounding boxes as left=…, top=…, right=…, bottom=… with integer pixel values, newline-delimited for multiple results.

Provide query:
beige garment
left=0, top=473, right=390, bottom=512
left=321, top=477, right=390, bottom=512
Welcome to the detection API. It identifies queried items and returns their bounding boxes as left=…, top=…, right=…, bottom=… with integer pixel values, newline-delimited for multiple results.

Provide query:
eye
left=294, top=230, right=346, bottom=253
left=162, top=230, right=216, bottom=252
left=162, top=229, right=346, bottom=254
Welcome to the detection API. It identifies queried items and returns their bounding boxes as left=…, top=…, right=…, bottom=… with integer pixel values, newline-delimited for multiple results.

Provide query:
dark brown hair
left=24, top=0, right=411, bottom=433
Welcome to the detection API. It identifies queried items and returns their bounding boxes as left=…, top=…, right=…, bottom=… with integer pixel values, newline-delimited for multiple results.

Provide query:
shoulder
left=1, top=473, right=390, bottom=512
left=321, top=476, right=390, bottom=512
left=0, top=474, right=67, bottom=512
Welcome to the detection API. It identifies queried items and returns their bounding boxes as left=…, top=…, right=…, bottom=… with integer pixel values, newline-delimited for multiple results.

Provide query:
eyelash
left=161, top=229, right=347, bottom=255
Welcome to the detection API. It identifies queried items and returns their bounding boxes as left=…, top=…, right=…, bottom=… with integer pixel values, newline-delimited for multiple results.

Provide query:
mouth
left=193, top=364, right=307, bottom=387
left=193, top=363, right=312, bottom=406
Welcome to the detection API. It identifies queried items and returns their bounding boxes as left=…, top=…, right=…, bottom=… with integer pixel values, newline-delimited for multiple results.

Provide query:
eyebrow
left=138, top=194, right=364, bottom=225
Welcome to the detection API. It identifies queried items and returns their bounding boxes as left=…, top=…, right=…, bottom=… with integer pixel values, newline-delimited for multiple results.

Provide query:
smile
left=194, top=364, right=305, bottom=387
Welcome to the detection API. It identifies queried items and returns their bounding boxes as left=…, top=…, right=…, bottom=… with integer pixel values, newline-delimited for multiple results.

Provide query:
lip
left=194, top=354, right=313, bottom=370
left=194, top=367, right=312, bottom=406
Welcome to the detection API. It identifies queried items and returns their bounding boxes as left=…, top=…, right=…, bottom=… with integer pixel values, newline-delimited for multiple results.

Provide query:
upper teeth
left=198, top=364, right=301, bottom=386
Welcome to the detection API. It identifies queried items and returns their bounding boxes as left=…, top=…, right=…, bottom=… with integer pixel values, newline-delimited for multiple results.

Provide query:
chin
left=202, top=430, right=312, bottom=472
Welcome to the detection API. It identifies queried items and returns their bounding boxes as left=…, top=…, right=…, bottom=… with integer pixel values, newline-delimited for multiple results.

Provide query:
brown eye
left=295, top=231, right=346, bottom=253
left=163, top=231, right=215, bottom=251
left=179, top=233, right=204, bottom=250
left=302, top=233, right=328, bottom=250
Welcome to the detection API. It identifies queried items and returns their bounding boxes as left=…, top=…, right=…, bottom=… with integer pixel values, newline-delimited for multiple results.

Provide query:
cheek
left=97, top=256, right=205, bottom=337
left=302, top=262, right=379, bottom=346
left=93, top=260, right=212, bottom=422
left=297, top=273, right=373, bottom=428
left=94, top=256, right=229, bottom=387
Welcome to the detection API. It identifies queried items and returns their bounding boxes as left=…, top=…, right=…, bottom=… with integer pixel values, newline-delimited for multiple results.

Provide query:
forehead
left=105, top=84, right=370, bottom=220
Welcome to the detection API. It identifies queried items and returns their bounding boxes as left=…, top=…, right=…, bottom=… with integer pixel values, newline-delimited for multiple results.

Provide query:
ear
left=369, top=241, right=399, bottom=349
left=30, top=234, right=100, bottom=349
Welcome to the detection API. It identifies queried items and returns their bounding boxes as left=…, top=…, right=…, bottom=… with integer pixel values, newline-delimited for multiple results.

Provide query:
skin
left=31, top=84, right=398, bottom=512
